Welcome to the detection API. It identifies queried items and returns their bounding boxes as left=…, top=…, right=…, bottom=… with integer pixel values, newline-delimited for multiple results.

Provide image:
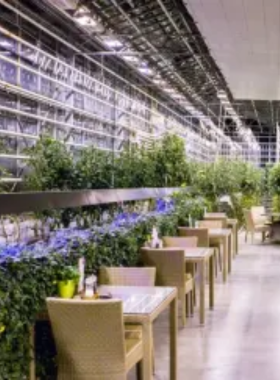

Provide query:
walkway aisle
left=131, top=236, right=280, bottom=380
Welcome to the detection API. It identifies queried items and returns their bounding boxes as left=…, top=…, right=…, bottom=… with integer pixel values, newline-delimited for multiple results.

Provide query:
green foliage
left=25, top=136, right=74, bottom=191
left=190, top=159, right=262, bottom=224
left=237, top=161, right=262, bottom=196
left=0, top=258, right=58, bottom=377
left=261, top=163, right=273, bottom=195
left=268, top=164, right=280, bottom=214
left=272, top=195, right=280, bottom=212
left=173, top=190, right=208, bottom=226
left=191, top=159, right=262, bottom=201
left=231, top=193, right=260, bottom=225
left=269, top=163, right=280, bottom=195
left=114, top=143, right=148, bottom=188
left=24, top=133, right=190, bottom=191
left=0, top=194, right=208, bottom=378
left=74, top=147, right=113, bottom=189
left=153, top=134, right=189, bottom=186
left=0, top=131, right=270, bottom=377
left=0, top=165, right=12, bottom=193
left=114, top=134, right=190, bottom=188
left=54, top=264, right=80, bottom=282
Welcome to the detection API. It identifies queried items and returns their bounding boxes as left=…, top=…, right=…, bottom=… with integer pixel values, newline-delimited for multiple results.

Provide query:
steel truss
left=0, top=0, right=274, bottom=184
left=86, top=0, right=231, bottom=122
left=0, top=0, right=231, bottom=182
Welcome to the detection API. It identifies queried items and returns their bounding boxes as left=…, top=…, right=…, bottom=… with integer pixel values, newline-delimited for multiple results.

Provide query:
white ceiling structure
left=186, top=0, right=280, bottom=101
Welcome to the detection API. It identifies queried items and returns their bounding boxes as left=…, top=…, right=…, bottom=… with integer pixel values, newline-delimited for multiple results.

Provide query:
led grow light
left=103, top=38, right=123, bottom=48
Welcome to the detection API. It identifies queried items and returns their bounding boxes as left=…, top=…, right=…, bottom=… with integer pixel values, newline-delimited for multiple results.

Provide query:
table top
left=204, top=212, right=227, bottom=218
left=208, top=228, right=232, bottom=238
left=142, top=247, right=213, bottom=261
left=99, top=285, right=177, bottom=316
left=264, top=212, right=280, bottom=217
left=227, top=218, right=238, bottom=225
left=183, top=247, right=213, bottom=260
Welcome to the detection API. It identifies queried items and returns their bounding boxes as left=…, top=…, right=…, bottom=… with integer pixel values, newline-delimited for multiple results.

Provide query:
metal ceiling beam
left=156, top=0, right=218, bottom=90
left=0, top=0, right=198, bottom=131
left=90, top=0, right=219, bottom=121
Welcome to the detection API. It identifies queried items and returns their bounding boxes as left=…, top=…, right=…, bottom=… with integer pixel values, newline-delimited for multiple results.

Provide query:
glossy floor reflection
left=129, top=234, right=280, bottom=380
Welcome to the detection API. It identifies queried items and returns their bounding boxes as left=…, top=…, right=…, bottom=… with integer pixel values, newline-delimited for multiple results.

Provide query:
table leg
left=228, top=234, right=232, bottom=274
left=30, top=327, right=35, bottom=380
left=170, top=296, right=178, bottom=380
left=209, top=254, right=214, bottom=309
left=199, top=261, right=205, bottom=324
left=222, top=237, right=228, bottom=283
left=236, top=225, right=239, bottom=254
left=233, top=224, right=237, bottom=256
left=231, top=226, right=235, bottom=257
left=142, top=322, right=153, bottom=380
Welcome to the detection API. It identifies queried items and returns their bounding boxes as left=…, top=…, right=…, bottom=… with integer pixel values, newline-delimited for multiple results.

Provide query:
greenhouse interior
left=1, top=0, right=280, bottom=379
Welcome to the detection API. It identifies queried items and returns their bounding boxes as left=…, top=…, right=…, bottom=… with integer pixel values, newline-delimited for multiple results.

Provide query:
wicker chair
left=99, top=267, right=156, bottom=287
left=98, top=267, right=156, bottom=374
left=178, top=227, right=222, bottom=275
left=197, top=221, right=224, bottom=275
left=162, top=236, right=198, bottom=248
left=141, top=248, right=193, bottom=327
left=243, top=209, right=269, bottom=243
left=198, top=220, right=225, bottom=229
left=178, top=227, right=209, bottom=246
left=46, top=298, right=144, bottom=380
left=251, top=206, right=269, bottom=226
left=162, top=236, right=197, bottom=314
left=203, top=215, right=227, bottom=228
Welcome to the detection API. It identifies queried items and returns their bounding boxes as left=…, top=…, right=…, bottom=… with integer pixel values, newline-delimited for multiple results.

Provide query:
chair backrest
left=198, top=220, right=224, bottom=228
left=204, top=212, right=227, bottom=219
left=178, top=227, right=209, bottom=247
left=141, top=248, right=185, bottom=288
left=99, top=267, right=156, bottom=286
left=47, top=298, right=126, bottom=380
left=251, top=206, right=267, bottom=225
left=162, top=236, right=198, bottom=248
left=203, top=216, right=227, bottom=228
left=243, top=209, right=255, bottom=231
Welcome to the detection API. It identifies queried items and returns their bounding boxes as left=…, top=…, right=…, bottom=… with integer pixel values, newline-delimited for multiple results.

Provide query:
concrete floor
left=129, top=234, right=280, bottom=380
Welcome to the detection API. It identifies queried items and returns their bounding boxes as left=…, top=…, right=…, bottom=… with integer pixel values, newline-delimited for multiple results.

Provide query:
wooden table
left=263, top=212, right=280, bottom=222
left=208, top=228, right=232, bottom=283
left=183, top=247, right=215, bottom=325
left=204, top=213, right=238, bottom=257
left=100, top=285, right=178, bottom=380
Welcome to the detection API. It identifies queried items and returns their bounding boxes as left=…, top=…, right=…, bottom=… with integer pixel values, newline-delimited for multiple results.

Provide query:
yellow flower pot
left=58, top=280, right=76, bottom=299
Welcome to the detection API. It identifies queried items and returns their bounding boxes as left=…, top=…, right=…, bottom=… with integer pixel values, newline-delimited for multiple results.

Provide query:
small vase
left=58, top=280, right=76, bottom=299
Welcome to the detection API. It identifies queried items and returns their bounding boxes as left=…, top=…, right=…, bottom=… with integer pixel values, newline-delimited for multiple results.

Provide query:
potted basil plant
left=56, top=266, right=80, bottom=299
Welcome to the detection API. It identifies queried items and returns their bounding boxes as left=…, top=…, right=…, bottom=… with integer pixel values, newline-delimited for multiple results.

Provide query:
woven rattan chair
left=141, top=248, right=193, bottom=327
left=198, top=220, right=225, bottom=228
left=243, top=209, right=269, bottom=243
left=251, top=206, right=269, bottom=226
left=178, top=227, right=209, bottom=246
left=203, top=215, right=227, bottom=228
left=98, top=266, right=156, bottom=374
left=99, top=267, right=156, bottom=287
left=197, top=221, right=224, bottom=274
left=162, top=236, right=198, bottom=248
left=162, top=236, right=197, bottom=314
left=178, top=227, right=222, bottom=275
left=47, top=298, right=144, bottom=380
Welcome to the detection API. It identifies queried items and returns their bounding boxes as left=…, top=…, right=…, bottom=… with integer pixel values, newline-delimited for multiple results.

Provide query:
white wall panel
left=187, top=0, right=280, bottom=100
